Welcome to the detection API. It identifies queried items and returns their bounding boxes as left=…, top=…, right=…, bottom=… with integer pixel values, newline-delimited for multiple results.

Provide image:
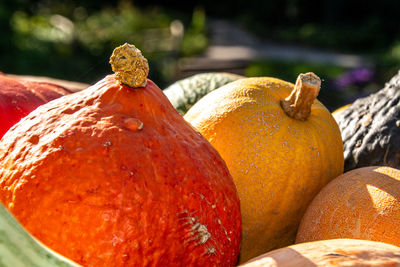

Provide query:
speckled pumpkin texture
left=184, top=77, right=344, bottom=263
left=164, top=72, right=244, bottom=115
left=334, top=71, right=400, bottom=171
left=296, top=166, right=400, bottom=246
left=0, top=75, right=241, bottom=267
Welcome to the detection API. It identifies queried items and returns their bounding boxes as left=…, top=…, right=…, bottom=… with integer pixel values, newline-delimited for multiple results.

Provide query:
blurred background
left=1, top=0, right=400, bottom=110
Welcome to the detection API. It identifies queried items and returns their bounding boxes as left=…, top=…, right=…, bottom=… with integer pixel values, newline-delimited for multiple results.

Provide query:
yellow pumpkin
left=332, top=103, right=350, bottom=121
left=184, top=73, right=344, bottom=263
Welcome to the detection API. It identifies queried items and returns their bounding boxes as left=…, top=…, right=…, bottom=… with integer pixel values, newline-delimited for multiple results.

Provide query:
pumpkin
left=332, top=103, right=350, bottom=118
left=296, top=166, right=400, bottom=246
left=184, top=73, right=344, bottom=263
left=240, top=239, right=400, bottom=267
left=333, top=71, right=400, bottom=171
left=164, top=72, right=244, bottom=115
left=0, top=204, right=80, bottom=267
left=0, top=73, right=71, bottom=138
left=0, top=44, right=241, bottom=266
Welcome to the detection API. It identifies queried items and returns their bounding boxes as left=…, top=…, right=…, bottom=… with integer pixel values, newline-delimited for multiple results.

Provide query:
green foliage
left=1, top=1, right=208, bottom=87
left=181, top=7, right=208, bottom=56
left=246, top=60, right=345, bottom=82
left=246, top=60, right=349, bottom=110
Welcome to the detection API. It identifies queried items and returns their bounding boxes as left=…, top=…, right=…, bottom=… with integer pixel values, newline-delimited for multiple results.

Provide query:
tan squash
left=240, top=239, right=400, bottom=267
left=296, top=166, right=400, bottom=246
left=184, top=73, right=344, bottom=262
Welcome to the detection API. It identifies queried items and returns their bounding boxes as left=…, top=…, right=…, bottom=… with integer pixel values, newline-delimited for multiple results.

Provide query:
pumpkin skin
left=184, top=74, right=344, bottom=263
left=0, top=44, right=241, bottom=266
left=0, top=204, right=81, bottom=267
left=332, top=103, right=350, bottom=118
left=163, top=72, right=244, bottom=114
left=0, top=73, right=71, bottom=138
left=240, top=239, right=400, bottom=267
left=334, top=71, right=400, bottom=171
left=296, top=166, right=400, bottom=246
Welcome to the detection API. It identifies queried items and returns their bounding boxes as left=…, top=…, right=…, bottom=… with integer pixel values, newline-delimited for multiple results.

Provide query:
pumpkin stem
left=109, top=43, right=149, bottom=88
left=280, top=72, right=321, bottom=121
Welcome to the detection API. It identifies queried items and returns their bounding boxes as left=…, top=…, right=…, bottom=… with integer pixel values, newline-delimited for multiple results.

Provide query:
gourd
left=333, top=71, right=400, bottom=171
left=296, top=166, right=400, bottom=246
left=164, top=72, right=243, bottom=114
left=240, top=239, right=400, bottom=267
left=184, top=73, right=344, bottom=263
left=0, top=73, right=71, bottom=138
left=332, top=103, right=350, bottom=118
left=0, top=204, right=80, bottom=267
left=0, top=44, right=241, bottom=266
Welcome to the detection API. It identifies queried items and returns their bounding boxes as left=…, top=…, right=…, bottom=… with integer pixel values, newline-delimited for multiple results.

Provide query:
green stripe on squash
left=164, top=72, right=244, bottom=115
left=0, top=204, right=80, bottom=267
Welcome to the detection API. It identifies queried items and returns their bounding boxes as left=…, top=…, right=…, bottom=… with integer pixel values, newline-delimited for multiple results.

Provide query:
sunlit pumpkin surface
left=240, top=239, right=400, bottom=267
left=0, top=44, right=241, bottom=266
left=185, top=76, right=344, bottom=263
left=296, top=166, right=400, bottom=246
left=0, top=74, right=71, bottom=138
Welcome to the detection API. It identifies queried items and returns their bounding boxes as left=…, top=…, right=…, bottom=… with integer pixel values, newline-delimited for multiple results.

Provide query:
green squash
left=164, top=72, right=244, bottom=114
left=0, top=204, right=80, bottom=266
left=334, top=71, right=400, bottom=171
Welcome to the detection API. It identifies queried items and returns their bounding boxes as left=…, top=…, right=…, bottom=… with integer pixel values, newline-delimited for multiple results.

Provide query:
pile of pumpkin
left=0, top=43, right=399, bottom=266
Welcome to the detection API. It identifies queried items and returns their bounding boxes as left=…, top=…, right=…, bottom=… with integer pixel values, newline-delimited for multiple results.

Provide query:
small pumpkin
left=334, top=71, right=400, bottom=171
left=0, top=73, right=71, bottom=138
left=0, top=44, right=241, bottom=266
left=163, top=72, right=244, bottom=114
left=296, top=166, right=400, bottom=246
left=0, top=204, right=80, bottom=267
left=184, top=73, right=344, bottom=263
left=240, top=239, right=400, bottom=267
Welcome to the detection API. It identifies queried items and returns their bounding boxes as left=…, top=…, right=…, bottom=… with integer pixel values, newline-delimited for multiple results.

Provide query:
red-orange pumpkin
left=0, top=73, right=71, bottom=138
left=0, top=44, right=241, bottom=266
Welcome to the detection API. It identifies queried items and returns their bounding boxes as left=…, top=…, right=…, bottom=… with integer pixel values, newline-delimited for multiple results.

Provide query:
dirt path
left=179, top=19, right=371, bottom=77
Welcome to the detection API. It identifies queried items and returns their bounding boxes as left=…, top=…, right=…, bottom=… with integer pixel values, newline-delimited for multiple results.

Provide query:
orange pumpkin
left=184, top=73, right=344, bottom=262
left=296, top=166, right=400, bottom=246
left=240, top=239, right=400, bottom=266
left=0, top=73, right=71, bottom=138
left=0, top=44, right=241, bottom=266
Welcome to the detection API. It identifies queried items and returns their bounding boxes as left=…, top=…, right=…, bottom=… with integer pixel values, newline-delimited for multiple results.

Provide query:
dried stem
left=109, top=43, right=149, bottom=88
left=280, top=72, right=321, bottom=121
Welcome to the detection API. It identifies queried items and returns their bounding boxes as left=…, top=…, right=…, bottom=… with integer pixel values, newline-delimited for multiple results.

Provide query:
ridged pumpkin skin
left=296, top=166, right=400, bottom=246
left=240, top=239, right=400, bottom=267
left=0, top=74, right=241, bottom=266
left=0, top=74, right=71, bottom=138
left=184, top=76, right=344, bottom=262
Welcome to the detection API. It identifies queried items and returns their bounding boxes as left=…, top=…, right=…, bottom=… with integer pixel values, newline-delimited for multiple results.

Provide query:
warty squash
left=0, top=43, right=241, bottom=266
left=333, top=71, right=400, bottom=171
left=184, top=72, right=344, bottom=263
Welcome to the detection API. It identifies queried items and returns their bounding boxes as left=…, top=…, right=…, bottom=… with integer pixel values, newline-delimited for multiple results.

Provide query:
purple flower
left=335, top=68, right=374, bottom=89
